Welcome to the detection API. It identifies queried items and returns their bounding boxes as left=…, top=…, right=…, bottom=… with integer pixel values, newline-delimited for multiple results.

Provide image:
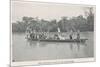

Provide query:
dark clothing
left=77, top=33, right=80, bottom=40
left=30, top=33, right=35, bottom=39
left=70, top=35, right=72, bottom=39
left=54, top=34, right=60, bottom=40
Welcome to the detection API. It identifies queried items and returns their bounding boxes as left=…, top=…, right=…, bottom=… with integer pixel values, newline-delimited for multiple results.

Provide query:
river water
left=12, top=32, right=94, bottom=62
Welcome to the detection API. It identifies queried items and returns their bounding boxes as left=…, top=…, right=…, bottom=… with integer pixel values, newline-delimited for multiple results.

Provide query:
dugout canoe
left=26, top=38, right=88, bottom=43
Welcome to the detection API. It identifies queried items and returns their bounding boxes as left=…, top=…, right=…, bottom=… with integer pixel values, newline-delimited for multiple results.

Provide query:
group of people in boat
left=26, top=29, right=80, bottom=40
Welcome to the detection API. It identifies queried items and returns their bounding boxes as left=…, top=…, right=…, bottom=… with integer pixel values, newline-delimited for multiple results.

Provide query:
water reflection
left=70, top=43, right=73, bottom=50
left=77, top=43, right=80, bottom=51
left=12, top=32, right=93, bottom=61
left=70, top=42, right=87, bottom=51
left=27, top=40, right=48, bottom=47
left=69, top=43, right=80, bottom=51
left=27, top=40, right=87, bottom=51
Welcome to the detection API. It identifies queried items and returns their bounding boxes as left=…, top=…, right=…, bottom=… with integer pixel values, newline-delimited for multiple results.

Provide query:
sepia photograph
left=11, top=0, right=95, bottom=66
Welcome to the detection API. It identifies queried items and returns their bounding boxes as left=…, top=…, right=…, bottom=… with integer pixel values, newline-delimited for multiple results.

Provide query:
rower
left=77, top=33, right=80, bottom=40
left=69, top=34, right=73, bottom=39
left=69, top=30, right=73, bottom=40
left=54, top=34, right=60, bottom=40
left=77, top=30, right=80, bottom=40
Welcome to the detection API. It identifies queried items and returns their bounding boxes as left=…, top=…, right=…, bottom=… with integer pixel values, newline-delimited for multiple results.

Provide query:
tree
left=87, top=7, right=94, bottom=31
left=84, top=7, right=94, bottom=31
left=58, top=17, right=69, bottom=32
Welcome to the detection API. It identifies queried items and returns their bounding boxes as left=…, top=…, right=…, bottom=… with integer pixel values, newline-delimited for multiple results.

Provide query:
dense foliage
left=12, top=8, right=94, bottom=33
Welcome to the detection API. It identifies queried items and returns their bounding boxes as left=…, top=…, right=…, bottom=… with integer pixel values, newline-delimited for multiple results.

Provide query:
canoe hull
left=26, top=38, right=88, bottom=43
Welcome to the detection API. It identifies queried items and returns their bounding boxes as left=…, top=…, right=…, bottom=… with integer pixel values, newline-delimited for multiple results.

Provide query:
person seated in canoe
left=76, top=30, right=80, bottom=40
left=69, top=30, right=73, bottom=40
left=30, top=32, right=35, bottom=39
left=54, top=34, right=60, bottom=40
left=39, top=32, right=46, bottom=39
left=69, top=34, right=73, bottom=39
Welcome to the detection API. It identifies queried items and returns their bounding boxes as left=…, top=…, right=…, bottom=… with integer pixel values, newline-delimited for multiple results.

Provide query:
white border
left=11, top=58, right=95, bottom=66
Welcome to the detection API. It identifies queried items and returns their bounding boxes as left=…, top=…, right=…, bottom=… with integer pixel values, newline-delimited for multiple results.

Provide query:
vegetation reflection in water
left=26, top=38, right=87, bottom=54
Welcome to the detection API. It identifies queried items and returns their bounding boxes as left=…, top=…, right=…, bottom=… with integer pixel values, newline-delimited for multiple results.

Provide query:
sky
left=11, top=1, right=93, bottom=23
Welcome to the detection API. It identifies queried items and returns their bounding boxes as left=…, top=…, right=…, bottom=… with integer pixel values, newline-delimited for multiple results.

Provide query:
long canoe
left=26, top=38, right=88, bottom=43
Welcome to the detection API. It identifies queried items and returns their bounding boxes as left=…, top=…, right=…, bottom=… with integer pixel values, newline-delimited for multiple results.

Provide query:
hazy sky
left=11, top=1, right=92, bottom=23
